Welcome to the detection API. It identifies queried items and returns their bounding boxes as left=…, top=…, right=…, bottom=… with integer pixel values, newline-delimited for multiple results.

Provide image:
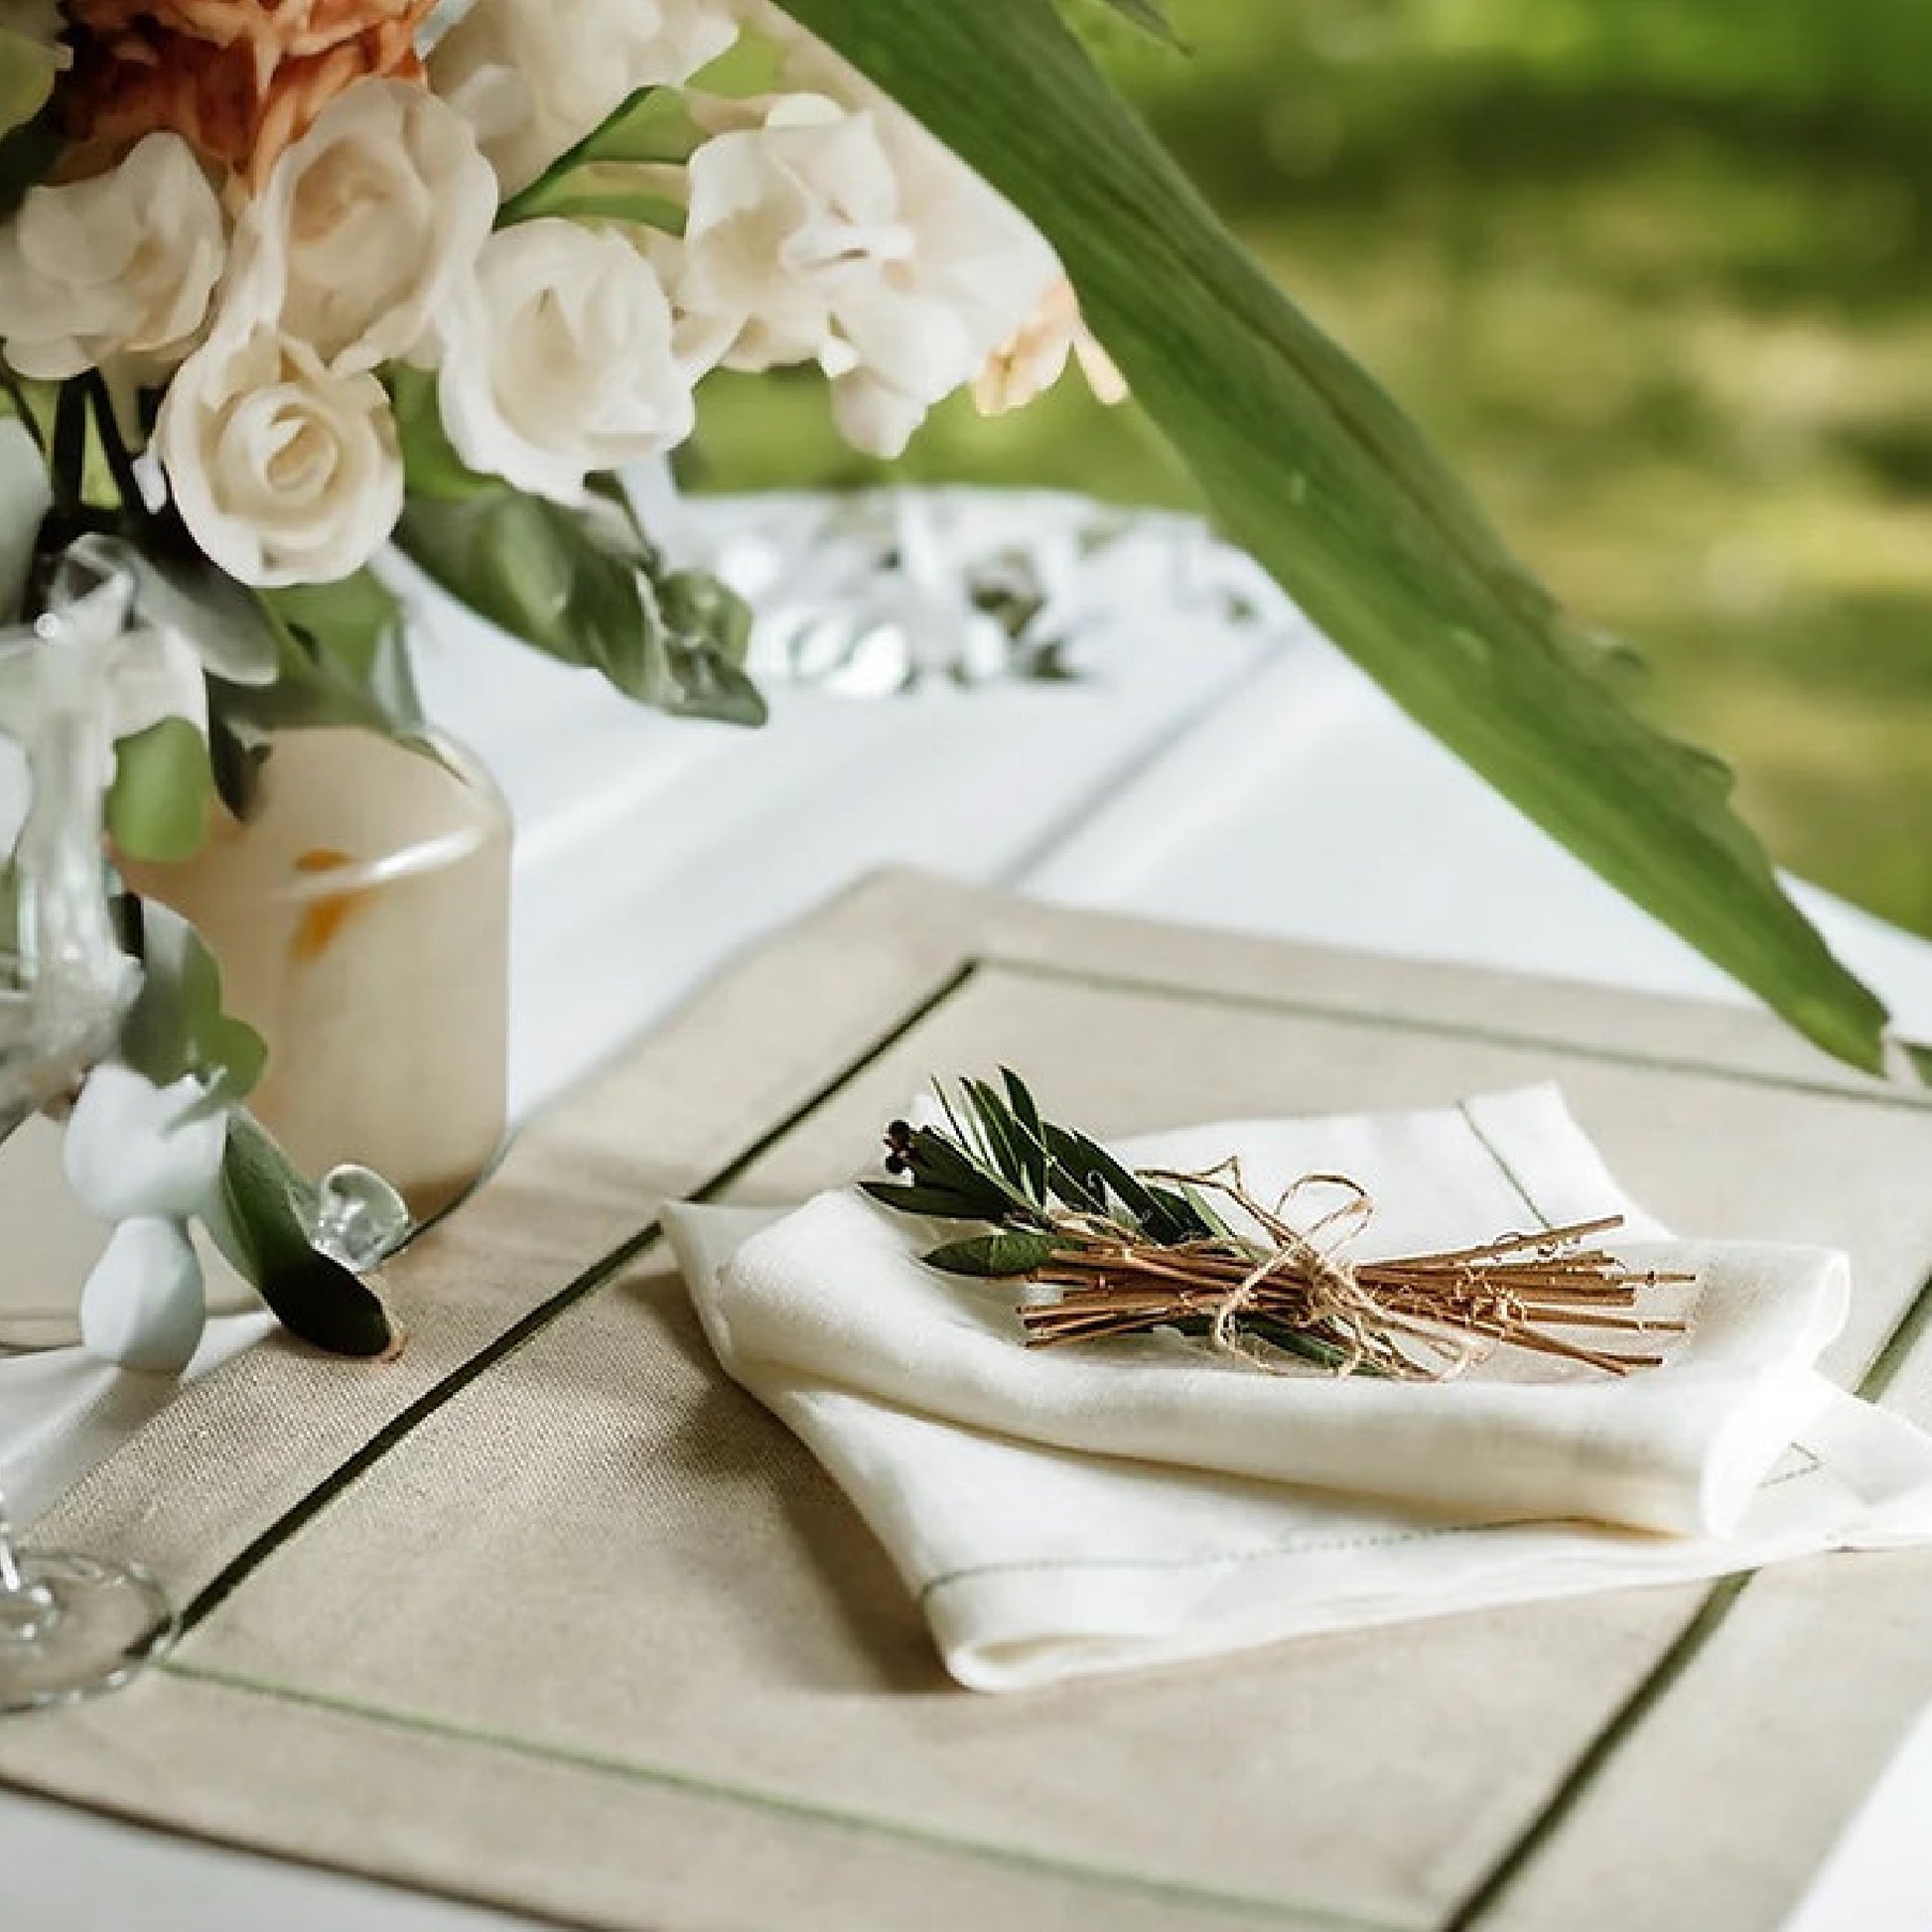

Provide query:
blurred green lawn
left=692, top=0, right=1932, bottom=939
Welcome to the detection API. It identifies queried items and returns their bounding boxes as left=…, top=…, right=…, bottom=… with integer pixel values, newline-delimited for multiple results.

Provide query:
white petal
left=155, top=326, right=404, bottom=589
left=230, top=82, right=496, bottom=375
left=830, top=372, right=925, bottom=460
left=79, top=1217, right=207, bottom=1373
left=437, top=222, right=694, bottom=503
left=105, top=625, right=209, bottom=748
left=0, top=133, right=224, bottom=382
left=64, top=1064, right=228, bottom=1222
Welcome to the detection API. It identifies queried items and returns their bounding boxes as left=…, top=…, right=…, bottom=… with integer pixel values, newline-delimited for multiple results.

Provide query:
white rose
left=672, top=90, right=1057, bottom=459
left=156, top=323, right=404, bottom=588
left=437, top=220, right=695, bottom=504
left=224, top=80, right=496, bottom=373
left=432, top=0, right=738, bottom=196
left=0, top=133, right=226, bottom=381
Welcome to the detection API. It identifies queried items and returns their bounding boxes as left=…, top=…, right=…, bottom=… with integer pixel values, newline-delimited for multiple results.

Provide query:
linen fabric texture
left=668, top=1085, right=1932, bottom=1691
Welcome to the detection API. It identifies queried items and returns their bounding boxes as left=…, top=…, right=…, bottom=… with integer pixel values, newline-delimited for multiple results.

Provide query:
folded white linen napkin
left=665, top=1086, right=1932, bottom=1691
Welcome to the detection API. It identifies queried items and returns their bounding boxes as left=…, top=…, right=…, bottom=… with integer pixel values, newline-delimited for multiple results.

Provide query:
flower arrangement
left=0, top=0, right=1914, bottom=1373
left=0, top=0, right=1132, bottom=1366
left=1, top=0, right=1115, bottom=714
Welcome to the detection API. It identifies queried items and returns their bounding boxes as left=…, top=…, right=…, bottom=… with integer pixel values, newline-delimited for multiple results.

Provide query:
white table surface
left=4, top=491, right=1928, bottom=1929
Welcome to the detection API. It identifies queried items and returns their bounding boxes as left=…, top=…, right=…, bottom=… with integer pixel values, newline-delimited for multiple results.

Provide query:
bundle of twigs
left=865, top=1073, right=1694, bottom=1381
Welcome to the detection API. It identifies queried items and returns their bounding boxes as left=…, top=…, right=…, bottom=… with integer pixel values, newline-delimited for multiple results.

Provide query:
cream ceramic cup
left=123, top=728, right=511, bottom=1219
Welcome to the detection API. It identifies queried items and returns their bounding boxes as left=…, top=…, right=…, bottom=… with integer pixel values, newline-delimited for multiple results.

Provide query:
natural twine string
left=1016, top=1162, right=1694, bottom=1381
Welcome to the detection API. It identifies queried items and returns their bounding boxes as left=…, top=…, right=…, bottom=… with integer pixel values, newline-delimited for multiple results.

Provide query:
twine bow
left=1018, top=1160, right=1694, bottom=1381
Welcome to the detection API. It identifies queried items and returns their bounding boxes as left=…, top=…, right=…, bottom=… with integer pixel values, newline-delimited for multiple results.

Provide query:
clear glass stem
left=0, top=1491, right=59, bottom=1644
left=0, top=1492, right=25, bottom=1594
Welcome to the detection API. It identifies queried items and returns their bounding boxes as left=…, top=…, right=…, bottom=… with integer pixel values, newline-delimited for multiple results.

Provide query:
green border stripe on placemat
left=1441, top=1258, right=1932, bottom=1929
left=993, top=956, right=1932, bottom=1115
left=158, top=1658, right=1411, bottom=1932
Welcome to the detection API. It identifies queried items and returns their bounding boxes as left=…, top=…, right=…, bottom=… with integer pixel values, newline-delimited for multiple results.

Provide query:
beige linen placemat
left=4, top=869, right=1932, bottom=1932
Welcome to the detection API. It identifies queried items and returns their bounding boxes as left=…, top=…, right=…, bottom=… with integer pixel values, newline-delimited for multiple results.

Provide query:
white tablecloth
left=4, top=492, right=1927, bottom=1929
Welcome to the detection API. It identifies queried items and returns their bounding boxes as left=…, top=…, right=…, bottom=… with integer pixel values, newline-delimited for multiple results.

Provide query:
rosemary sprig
left=865, top=1073, right=1694, bottom=1381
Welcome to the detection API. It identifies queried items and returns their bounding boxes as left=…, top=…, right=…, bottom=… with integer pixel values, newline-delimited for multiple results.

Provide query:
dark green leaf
left=859, top=1178, right=994, bottom=1220
left=212, top=1112, right=394, bottom=1357
left=923, top=1230, right=1060, bottom=1278
left=396, top=483, right=766, bottom=725
left=960, top=1076, right=1033, bottom=1195
left=653, top=562, right=755, bottom=669
left=106, top=717, right=211, bottom=863
left=1058, top=1122, right=1203, bottom=1238
left=897, top=1123, right=1009, bottom=1208
left=209, top=568, right=429, bottom=816
left=1244, top=1317, right=1367, bottom=1374
left=1035, top=1124, right=1110, bottom=1219
left=770, top=0, right=1891, bottom=1074
left=0, top=102, right=61, bottom=221
left=262, top=571, right=424, bottom=728
left=999, top=1066, right=1049, bottom=1195
left=920, top=1111, right=1044, bottom=1217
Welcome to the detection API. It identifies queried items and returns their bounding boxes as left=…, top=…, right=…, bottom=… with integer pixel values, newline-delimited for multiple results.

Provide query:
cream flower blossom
left=65, top=1063, right=231, bottom=1374
left=436, top=219, right=695, bottom=504
left=156, top=322, right=404, bottom=586
left=670, top=89, right=1058, bottom=459
left=974, top=276, right=1129, bottom=417
left=431, top=0, right=738, bottom=196
left=64, top=1064, right=229, bottom=1225
left=0, top=132, right=227, bottom=381
left=79, top=1218, right=209, bottom=1374
left=223, top=78, right=496, bottom=372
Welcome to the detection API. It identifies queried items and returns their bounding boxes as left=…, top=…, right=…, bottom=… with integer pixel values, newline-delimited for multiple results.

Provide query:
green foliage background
left=696, top=0, right=1932, bottom=940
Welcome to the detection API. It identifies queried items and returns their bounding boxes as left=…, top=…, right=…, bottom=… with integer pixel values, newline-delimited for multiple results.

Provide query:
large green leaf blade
left=772, top=0, right=1892, bottom=1074
left=1077, top=0, right=1178, bottom=45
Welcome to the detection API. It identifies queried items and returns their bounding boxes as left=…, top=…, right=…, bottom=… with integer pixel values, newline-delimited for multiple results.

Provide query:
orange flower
left=72, top=2, right=430, bottom=78
left=66, top=2, right=431, bottom=186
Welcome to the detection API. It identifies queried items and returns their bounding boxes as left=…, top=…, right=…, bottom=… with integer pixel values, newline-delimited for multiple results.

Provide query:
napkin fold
left=666, top=1086, right=1932, bottom=1691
